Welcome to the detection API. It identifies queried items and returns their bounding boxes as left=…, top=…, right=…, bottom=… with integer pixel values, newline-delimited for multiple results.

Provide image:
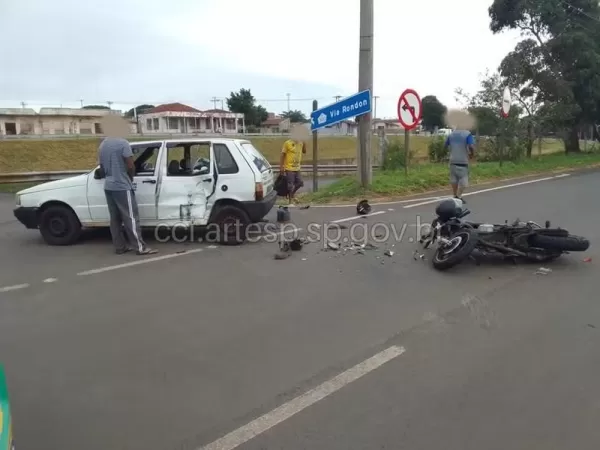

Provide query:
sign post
left=310, top=90, right=372, bottom=182
left=499, top=86, right=511, bottom=167
left=397, top=88, right=423, bottom=175
left=312, top=100, right=318, bottom=192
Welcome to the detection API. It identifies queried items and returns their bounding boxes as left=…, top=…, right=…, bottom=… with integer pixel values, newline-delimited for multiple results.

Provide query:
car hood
left=18, top=172, right=90, bottom=195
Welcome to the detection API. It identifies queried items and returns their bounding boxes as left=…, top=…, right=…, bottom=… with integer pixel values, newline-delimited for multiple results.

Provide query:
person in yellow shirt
left=279, top=138, right=306, bottom=204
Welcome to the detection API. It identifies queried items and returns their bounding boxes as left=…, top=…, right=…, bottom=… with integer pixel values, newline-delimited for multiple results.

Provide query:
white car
left=13, top=138, right=276, bottom=246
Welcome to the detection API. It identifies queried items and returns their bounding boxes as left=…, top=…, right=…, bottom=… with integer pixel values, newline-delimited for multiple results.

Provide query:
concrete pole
left=357, top=0, right=374, bottom=187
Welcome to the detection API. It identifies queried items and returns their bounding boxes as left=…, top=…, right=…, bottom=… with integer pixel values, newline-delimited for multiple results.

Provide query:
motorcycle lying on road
left=419, top=199, right=590, bottom=271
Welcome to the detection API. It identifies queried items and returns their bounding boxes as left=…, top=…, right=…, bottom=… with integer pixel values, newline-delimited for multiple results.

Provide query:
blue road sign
left=310, top=90, right=371, bottom=131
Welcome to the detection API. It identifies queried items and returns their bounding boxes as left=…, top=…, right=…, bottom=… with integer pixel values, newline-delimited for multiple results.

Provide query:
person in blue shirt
left=444, top=129, right=475, bottom=203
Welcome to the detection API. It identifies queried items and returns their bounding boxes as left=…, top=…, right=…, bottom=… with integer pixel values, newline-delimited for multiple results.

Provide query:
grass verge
left=0, top=135, right=567, bottom=172
left=301, top=152, right=600, bottom=204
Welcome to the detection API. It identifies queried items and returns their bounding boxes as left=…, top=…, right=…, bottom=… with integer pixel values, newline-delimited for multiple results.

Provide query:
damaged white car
left=13, top=138, right=276, bottom=245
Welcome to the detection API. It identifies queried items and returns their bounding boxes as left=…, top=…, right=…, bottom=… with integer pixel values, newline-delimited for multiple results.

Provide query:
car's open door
left=157, top=141, right=215, bottom=225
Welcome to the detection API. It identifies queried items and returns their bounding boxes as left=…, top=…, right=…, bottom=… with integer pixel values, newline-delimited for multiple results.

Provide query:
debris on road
left=289, top=239, right=303, bottom=251
left=413, top=250, right=425, bottom=260
left=274, top=252, right=291, bottom=260
left=535, top=267, right=552, bottom=275
left=588, top=324, right=596, bottom=329
left=327, top=242, right=340, bottom=251
left=299, top=205, right=310, bottom=210
left=357, top=199, right=372, bottom=215
left=583, top=257, right=592, bottom=263
left=301, top=258, right=307, bottom=261
left=384, top=249, right=394, bottom=257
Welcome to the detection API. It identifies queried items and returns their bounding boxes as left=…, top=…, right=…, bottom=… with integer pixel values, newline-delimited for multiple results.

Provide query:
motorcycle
left=419, top=199, right=590, bottom=271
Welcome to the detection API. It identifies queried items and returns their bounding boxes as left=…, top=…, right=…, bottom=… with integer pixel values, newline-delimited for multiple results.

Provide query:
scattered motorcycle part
left=583, top=257, right=592, bottom=263
left=290, top=239, right=303, bottom=251
left=356, top=199, right=372, bottom=215
left=535, top=267, right=552, bottom=275
left=545, top=220, right=551, bottom=228
left=277, top=206, right=291, bottom=223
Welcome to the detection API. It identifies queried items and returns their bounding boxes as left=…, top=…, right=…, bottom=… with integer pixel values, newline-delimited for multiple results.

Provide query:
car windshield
left=240, top=142, right=271, bottom=172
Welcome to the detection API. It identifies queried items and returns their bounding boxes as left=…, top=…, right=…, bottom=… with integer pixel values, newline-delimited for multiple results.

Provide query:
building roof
left=0, top=107, right=122, bottom=117
left=262, top=115, right=284, bottom=126
left=0, top=108, right=37, bottom=116
left=148, top=103, right=202, bottom=114
left=204, top=108, right=229, bottom=114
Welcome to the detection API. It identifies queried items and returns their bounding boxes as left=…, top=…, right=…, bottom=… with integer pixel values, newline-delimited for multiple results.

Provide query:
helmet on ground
left=435, top=198, right=463, bottom=221
left=356, top=199, right=371, bottom=215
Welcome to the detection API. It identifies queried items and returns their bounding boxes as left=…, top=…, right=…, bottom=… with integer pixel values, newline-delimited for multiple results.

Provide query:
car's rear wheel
left=39, top=204, right=82, bottom=246
left=212, top=205, right=250, bottom=246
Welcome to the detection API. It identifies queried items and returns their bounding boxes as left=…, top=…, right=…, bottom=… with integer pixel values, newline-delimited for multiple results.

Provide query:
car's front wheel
left=39, top=204, right=82, bottom=246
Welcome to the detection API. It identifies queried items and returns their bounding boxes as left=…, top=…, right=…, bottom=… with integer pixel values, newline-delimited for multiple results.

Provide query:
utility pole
left=357, top=0, right=374, bottom=187
left=20, top=101, right=27, bottom=109
left=220, top=99, right=224, bottom=110
left=211, top=97, right=218, bottom=109
left=373, top=95, right=379, bottom=120
left=334, top=95, right=342, bottom=102
left=107, top=101, right=113, bottom=110
left=80, top=99, right=84, bottom=108
left=286, top=93, right=291, bottom=111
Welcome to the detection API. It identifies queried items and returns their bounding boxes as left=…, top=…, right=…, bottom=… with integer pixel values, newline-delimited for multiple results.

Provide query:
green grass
left=302, top=152, right=600, bottom=203
left=0, top=182, right=38, bottom=194
left=0, top=135, right=569, bottom=173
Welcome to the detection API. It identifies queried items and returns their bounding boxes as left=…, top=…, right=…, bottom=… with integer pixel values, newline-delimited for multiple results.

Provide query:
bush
left=428, top=136, right=448, bottom=162
left=477, top=135, right=525, bottom=162
left=382, top=140, right=414, bottom=170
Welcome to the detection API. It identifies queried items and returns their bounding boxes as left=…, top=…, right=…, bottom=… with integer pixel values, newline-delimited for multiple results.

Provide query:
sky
left=0, top=0, right=523, bottom=119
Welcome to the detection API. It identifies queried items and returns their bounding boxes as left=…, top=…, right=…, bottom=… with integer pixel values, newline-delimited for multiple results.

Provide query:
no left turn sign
left=397, top=89, right=422, bottom=131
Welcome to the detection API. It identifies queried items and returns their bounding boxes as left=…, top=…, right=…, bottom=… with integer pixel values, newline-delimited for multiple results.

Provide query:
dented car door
left=157, top=141, right=215, bottom=224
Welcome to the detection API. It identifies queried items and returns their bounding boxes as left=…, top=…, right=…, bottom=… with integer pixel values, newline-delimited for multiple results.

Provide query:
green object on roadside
left=0, top=365, right=14, bottom=450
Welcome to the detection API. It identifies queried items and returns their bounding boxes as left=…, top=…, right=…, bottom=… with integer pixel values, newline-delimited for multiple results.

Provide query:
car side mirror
left=94, top=167, right=105, bottom=179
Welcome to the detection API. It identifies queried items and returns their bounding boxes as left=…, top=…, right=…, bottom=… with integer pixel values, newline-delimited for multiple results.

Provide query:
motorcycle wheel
left=529, top=234, right=590, bottom=252
left=432, top=228, right=478, bottom=271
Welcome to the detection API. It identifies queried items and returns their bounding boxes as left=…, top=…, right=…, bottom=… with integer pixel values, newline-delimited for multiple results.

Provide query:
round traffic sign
left=501, top=86, right=511, bottom=118
left=397, top=89, right=422, bottom=131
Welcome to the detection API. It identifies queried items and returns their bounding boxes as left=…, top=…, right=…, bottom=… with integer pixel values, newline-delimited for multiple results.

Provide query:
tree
left=281, top=110, right=308, bottom=123
left=488, top=0, right=600, bottom=153
left=226, top=88, right=268, bottom=127
left=82, top=105, right=109, bottom=110
left=124, top=104, right=155, bottom=117
left=421, top=95, right=447, bottom=131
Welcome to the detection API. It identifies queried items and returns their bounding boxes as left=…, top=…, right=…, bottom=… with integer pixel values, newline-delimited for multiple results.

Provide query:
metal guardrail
left=0, top=165, right=381, bottom=185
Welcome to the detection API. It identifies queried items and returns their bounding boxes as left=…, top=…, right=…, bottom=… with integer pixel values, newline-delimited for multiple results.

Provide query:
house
left=260, top=113, right=291, bottom=133
left=313, top=119, right=358, bottom=136
left=0, top=107, right=123, bottom=136
left=137, top=103, right=245, bottom=134
left=372, top=118, right=423, bottom=134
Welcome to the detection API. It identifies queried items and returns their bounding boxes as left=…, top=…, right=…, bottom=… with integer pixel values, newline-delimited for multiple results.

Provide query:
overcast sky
left=0, top=0, right=521, bottom=118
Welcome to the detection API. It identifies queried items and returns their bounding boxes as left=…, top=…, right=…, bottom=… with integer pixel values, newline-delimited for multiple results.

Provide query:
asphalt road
left=0, top=169, right=598, bottom=450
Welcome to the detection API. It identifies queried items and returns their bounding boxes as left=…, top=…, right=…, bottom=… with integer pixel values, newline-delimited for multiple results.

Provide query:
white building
left=138, top=103, right=245, bottom=135
left=0, top=107, right=125, bottom=136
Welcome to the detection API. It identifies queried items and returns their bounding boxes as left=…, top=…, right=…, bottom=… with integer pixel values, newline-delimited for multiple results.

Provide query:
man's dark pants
left=104, top=189, right=148, bottom=253
left=285, top=170, right=303, bottom=195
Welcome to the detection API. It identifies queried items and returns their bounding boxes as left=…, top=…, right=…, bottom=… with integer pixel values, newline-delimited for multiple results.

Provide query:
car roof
left=129, top=137, right=251, bottom=146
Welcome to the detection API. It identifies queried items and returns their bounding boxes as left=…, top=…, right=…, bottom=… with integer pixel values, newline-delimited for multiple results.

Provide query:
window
left=214, top=143, right=239, bottom=174
left=146, top=119, right=152, bottom=130
left=167, top=117, right=180, bottom=130
left=166, top=142, right=211, bottom=176
left=240, top=142, right=270, bottom=172
left=5, top=123, right=16, bottom=135
left=131, top=144, right=161, bottom=175
left=153, top=118, right=159, bottom=130
left=94, top=123, right=102, bottom=134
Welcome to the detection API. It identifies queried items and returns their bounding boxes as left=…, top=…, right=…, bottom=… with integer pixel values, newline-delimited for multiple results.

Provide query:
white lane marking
left=0, top=283, right=30, bottom=293
left=207, top=245, right=218, bottom=249
left=331, top=210, right=386, bottom=223
left=43, top=278, right=58, bottom=283
left=555, top=173, right=570, bottom=178
left=403, top=175, right=559, bottom=208
left=199, top=345, right=406, bottom=450
left=77, top=249, right=204, bottom=276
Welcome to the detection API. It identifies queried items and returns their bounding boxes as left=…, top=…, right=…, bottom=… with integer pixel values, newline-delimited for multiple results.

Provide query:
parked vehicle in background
left=13, top=138, right=276, bottom=246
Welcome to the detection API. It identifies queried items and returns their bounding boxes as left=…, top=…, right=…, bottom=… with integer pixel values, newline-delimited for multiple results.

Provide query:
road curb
left=298, top=165, right=600, bottom=208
